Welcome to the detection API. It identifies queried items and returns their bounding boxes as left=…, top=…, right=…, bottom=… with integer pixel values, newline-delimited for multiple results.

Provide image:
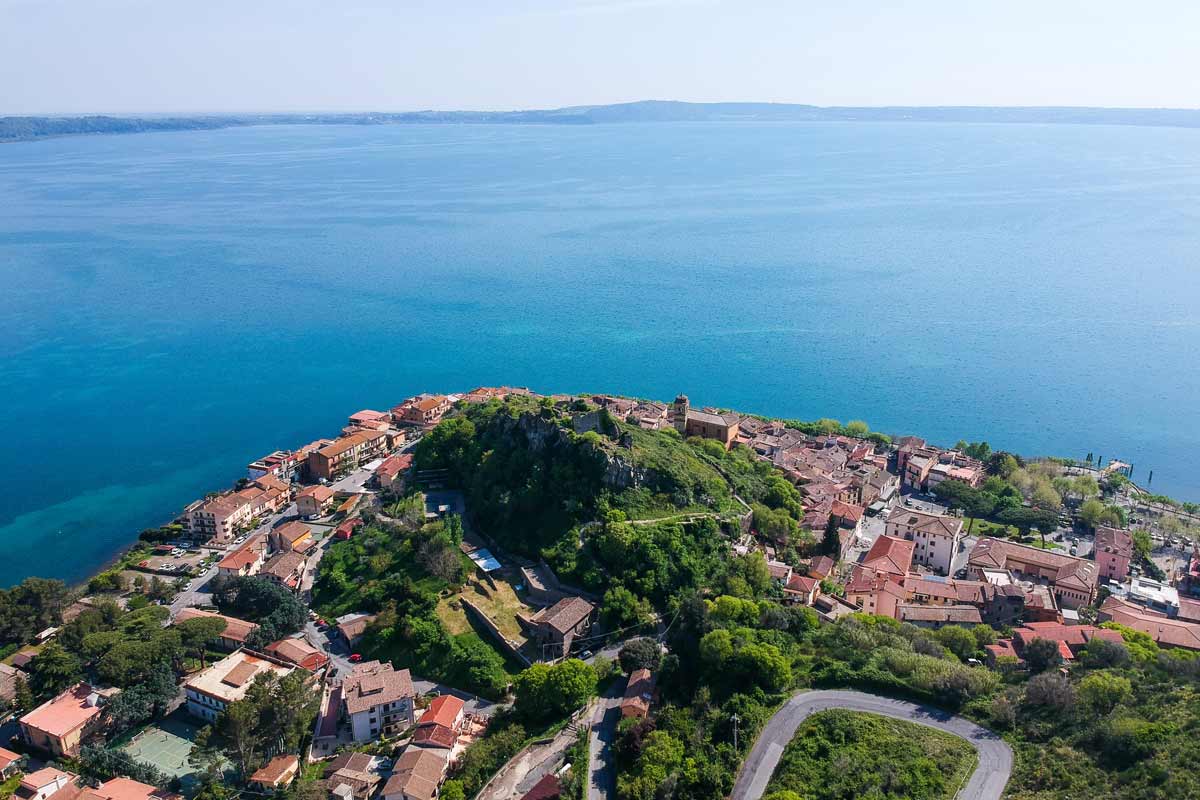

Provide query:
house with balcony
left=342, top=660, right=416, bottom=742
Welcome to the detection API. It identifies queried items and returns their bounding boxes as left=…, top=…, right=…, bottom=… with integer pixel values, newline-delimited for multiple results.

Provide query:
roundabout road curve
left=730, top=689, right=1013, bottom=800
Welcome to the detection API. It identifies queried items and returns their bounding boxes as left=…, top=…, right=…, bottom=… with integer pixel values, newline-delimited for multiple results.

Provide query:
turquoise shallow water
left=2, top=121, right=1199, bottom=587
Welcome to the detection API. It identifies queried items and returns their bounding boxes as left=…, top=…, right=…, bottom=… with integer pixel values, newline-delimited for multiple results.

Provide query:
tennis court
left=118, top=712, right=219, bottom=789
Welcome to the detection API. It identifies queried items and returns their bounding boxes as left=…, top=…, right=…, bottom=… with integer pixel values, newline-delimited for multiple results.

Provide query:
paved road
left=731, top=690, right=1012, bottom=800
left=169, top=560, right=220, bottom=618
left=586, top=683, right=623, bottom=800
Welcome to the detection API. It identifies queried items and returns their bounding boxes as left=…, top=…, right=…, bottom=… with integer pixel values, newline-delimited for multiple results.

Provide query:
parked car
left=349, top=653, right=363, bottom=663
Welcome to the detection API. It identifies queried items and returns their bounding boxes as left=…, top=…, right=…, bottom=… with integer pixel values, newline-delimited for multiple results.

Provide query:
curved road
left=731, top=690, right=1013, bottom=800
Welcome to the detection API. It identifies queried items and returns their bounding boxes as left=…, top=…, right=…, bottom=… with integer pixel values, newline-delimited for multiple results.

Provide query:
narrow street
left=587, top=682, right=624, bottom=800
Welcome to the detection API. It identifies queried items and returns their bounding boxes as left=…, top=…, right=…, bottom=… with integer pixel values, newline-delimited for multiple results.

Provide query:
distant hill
left=4, top=100, right=1200, bottom=142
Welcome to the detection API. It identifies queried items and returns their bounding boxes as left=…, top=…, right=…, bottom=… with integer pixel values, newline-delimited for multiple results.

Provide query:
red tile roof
left=20, top=683, right=104, bottom=738
left=521, top=775, right=561, bottom=800
left=174, top=608, right=256, bottom=643
left=1100, top=596, right=1200, bottom=650
left=419, top=694, right=465, bottom=729
left=412, top=723, right=458, bottom=748
left=250, top=755, right=299, bottom=787
left=1011, top=622, right=1123, bottom=659
left=861, top=535, right=914, bottom=577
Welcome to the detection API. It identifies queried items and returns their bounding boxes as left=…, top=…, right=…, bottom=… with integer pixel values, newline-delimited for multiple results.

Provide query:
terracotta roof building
left=782, top=574, right=820, bottom=606
left=520, top=775, right=561, bottom=800
left=412, top=694, right=465, bottom=749
left=967, top=537, right=1098, bottom=608
left=397, top=395, right=451, bottom=427
left=336, top=613, right=377, bottom=648
left=269, top=521, right=314, bottom=554
left=381, top=747, right=449, bottom=800
left=249, top=755, right=300, bottom=791
left=860, top=535, right=914, bottom=578
left=19, top=683, right=113, bottom=757
left=986, top=622, right=1124, bottom=665
left=14, top=767, right=80, bottom=800
left=376, top=454, right=414, bottom=491
left=0, top=662, right=27, bottom=707
left=265, top=637, right=329, bottom=671
left=844, top=569, right=907, bottom=619
left=0, top=746, right=22, bottom=779
left=527, top=596, right=595, bottom=660
left=216, top=533, right=268, bottom=578
left=307, top=429, right=390, bottom=482
left=885, top=507, right=963, bottom=575
left=620, top=669, right=655, bottom=720
left=296, top=485, right=337, bottom=518
left=1094, top=527, right=1134, bottom=583
left=896, top=604, right=982, bottom=629
left=173, top=608, right=256, bottom=651
left=260, top=550, right=307, bottom=590
left=185, top=649, right=296, bottom=723
left=1099, top=595, right=1200, bottom=650
left=324, top=752, right=381, bottom=800
left=78, top=778, right=173, bottom=800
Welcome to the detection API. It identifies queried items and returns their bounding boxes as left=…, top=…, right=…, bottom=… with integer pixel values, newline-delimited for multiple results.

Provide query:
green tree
left=1078, top=671, right=1132, bottom=715
left=986, top=452, right=1020, bottom=478
left=1030, top=480, right=1062, bottom=512
left=1073, top=475, right=1100, bottom=501
left=1022, top=637, right=1062, bottom=673
left=77, top=745, right=168, bottom=787
left=602, top=586, right=652, bottom=630
left=29, top=642, right=82, bottom=696
left=618, top=638, right=663, bottom=674
left=176, top=615, right=230, bottom=669
left=1079, top=498, right=1107, bottom=530
left=12, top=675, right=33, bottom=711
left=514, top=660, right=596, bottom=723
left=844, top=420, right=870, bottom=438
left=935, top=626, right=978, bottom=662
left=737, top=642, right=792, bottom=690
left=814, top=418, right=841, bottom=436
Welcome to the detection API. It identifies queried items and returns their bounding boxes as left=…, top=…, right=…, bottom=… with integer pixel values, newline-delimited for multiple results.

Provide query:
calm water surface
left=2, top=122, right=1199, bottom=586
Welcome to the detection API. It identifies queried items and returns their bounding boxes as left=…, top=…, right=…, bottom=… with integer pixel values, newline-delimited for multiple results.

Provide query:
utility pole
left=731, top=713, right=740, bottom=751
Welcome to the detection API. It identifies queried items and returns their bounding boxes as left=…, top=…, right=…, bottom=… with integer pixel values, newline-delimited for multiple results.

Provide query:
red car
left=349, top=653, right=363, bottom=663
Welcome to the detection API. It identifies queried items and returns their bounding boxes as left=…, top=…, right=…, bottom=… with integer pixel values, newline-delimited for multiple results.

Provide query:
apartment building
left=19, top=684, right=115, bottom=757
left=186, top=475, right=288, bottom=543
left=307, top=429, right=389, bottom=482
left=185, top=650, right=296, bottom=723
left=1094, top=526, right=1134, bottom=583
left=342, top=661, right=416, bottom=742
left=886, top=507, right=963, bottom=575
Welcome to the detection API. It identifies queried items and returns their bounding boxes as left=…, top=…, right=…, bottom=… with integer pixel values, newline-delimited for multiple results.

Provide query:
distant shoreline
left=5, top=100, right=1200, bottom=142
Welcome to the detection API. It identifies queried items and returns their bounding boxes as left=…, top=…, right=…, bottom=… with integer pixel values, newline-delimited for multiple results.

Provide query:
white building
left=885, top=507, right=963, bottom=576
left=342, top=661, right=416, bottom=742
left=185, top=649, right=295, bottom=723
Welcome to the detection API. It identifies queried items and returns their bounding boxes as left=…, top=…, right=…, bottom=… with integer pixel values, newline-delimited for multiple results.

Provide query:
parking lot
left=130, top=548, right=211, bottom=577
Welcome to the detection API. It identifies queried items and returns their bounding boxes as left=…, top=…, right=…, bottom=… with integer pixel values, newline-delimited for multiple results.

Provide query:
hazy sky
left=2, top=0, right=1198, bottom=114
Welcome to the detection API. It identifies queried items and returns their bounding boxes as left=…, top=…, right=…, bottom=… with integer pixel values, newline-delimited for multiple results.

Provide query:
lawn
left=437, top=574, right=534, bottom=643
left=965, top=518, right=1020, bottom=539
left=766, top=710, right=977, bottom=800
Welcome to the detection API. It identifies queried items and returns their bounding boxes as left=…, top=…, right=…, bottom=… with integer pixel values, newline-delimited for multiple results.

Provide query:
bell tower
left=673, top=394, right=689, bottom=435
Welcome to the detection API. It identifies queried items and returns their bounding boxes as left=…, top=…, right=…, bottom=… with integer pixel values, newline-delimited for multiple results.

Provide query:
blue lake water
left=2, top=121, right=1199, bottom=587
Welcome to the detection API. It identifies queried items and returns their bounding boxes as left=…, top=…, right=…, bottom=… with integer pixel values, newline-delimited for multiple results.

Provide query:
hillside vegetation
left=764, top=710, right=977, bottom=800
